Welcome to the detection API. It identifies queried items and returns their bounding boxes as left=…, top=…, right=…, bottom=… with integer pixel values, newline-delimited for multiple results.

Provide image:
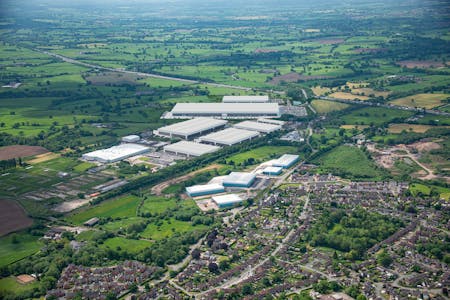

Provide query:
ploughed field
left=0, top=200, right=33, bottom=236
left=0, top=145, right=48, bottom=160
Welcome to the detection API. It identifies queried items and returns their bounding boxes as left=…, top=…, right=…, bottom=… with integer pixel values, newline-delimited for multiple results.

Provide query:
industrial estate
left=0, top=1, right=449, bottom=300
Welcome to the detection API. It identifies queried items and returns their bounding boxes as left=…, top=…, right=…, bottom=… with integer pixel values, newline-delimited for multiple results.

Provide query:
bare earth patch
left=329, top=92, right=370, bottom=101
left=254, top=48, right=279, bottom=53
left=387, top=124, right=443, bottom=134
left=407, top=141, right=441, bottom=152
left=397, top=60, right=445, bottom=68
left=53, top=199, right=91, bottom=213
left=16, top=274, right=36, bottom=284
left=0, top=200, right=33, bottom=236
left=0, top=145, right=49, bottom=160
left=28, top=152, right=60, bottom=164
left=353, top=48, right=387, bottom=54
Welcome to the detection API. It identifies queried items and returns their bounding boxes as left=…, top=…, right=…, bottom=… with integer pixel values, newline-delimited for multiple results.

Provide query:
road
left=37, top=50, right=285, bottom=94
left=318, top=96, right=450, bottom=116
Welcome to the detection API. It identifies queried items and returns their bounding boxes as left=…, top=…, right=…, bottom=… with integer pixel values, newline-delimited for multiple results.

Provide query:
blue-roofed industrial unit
left=223, top=172, right=256, bottom=188
left=263, top=166, right=283, bottom=176
left=272, top=154, right=300, bottom=169
left=212, top=194, right=244, bottom=208
left=186, top=184, right=225, bottom=197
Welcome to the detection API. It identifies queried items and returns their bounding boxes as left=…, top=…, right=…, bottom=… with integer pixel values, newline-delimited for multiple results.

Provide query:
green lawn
left=139, top=196, right=179, bottom=214
left=0, top=276, right=40, bottom=297
left=100, top=237, right=152, bottom=253
left=226, top=146, right=298, bottom=165
left=314, top=145, right=383, bottom=180
left=66, top=195, right=141, bottom=225
left=140, top=219, right=208, bottom=241
left=0, top=233, right=42, bottom=267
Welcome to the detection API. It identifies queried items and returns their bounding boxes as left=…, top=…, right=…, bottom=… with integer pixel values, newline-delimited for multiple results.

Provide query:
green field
left=100, top=237, right=152, bottom=253
left=311, top=100, right=350, bottom=114
left=340, top=107, right=413, bottom=126
left=66, top=195, right=141, bottom=225
left=0, top=233, right=42, bottom=268
left=226, top=146, right=298, bottom=165
left=314, top=145, right=383, bottom=180
left=0, top=276, right=40, bottom=297
left=140, top=219, right=208, bottom=241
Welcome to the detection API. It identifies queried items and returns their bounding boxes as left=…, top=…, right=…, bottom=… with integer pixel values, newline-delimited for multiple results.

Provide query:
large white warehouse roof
left=222, top=95, right=269, bottom=103
left=186, top=183, right=225, bottom=197
left=164, top=141, right=220, bottom=157
left=199, top=128, right=259, bottom=146
left=156, top=118, right=227, bottom=139
left=82, top=144, right=150, bottom=163
left=170, top=103, right=280, bottom=118
left=223, top=172, right=256, bottom=187
left=273, top=154, right=300, bottom=168
left=212, top=194, right=243, bottom=207
left=233, top=120, right=281, bottom=133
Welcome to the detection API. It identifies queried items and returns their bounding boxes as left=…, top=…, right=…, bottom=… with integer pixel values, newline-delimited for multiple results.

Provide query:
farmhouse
left=223, top=172, right=256, bottom=188
left=233, top=120, right=282, bottom=133
left=273, top=154, right=300, bottom=168
left=198, top=128, right=259, bottom=146
left=155, top=118, right=227, bottom=140
left=186, top=184, right=225, bottom=197
left=212, top=194, right=243, bottom=208
left=82, top=144, right=150, bottom=163
left=168, top=103, right=280, bottom=119
left=222, top=95, right=269, bottom=103
left=163, top=141, right=220, bottom=157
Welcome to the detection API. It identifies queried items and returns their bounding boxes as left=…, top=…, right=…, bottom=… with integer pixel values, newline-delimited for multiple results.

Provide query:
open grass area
left=140, top=219, right=208, bottom=241
left=389, top=93, right=449, bottom=109
left=226, top=146, right=297, bottom=165
left=139, top=196, right=179, bottom=214
left=340, top=107, right=413, bottom=126
left=100, top=237, right=152, bottom=253
left=0, top=233, right=42, bottom=267
left=314, top=145, right=383, bottom=180
left=0, top=276, right=40, bottom=296
left=311, top=100, right=350, bottom=114
left=66, top=195, right=140, bottom=225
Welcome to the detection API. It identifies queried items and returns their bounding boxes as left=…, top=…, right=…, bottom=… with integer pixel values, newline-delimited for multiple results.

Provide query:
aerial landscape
left=0, top=0, right=449, bottom=299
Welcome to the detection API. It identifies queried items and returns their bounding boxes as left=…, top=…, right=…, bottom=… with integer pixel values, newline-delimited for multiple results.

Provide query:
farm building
left=84, top=217, right=99, bottom=227
left=263, top=166, right=283, bottom=176
left=233, top=120, right=282, bottom=133
left=257, top=118, right=285, bottom=126
left=212, top=194, right=244, bottom=208
left=168, top=103, right=280, bottom=119
left=273, top=154, right=300, bottom=169
left=198, top=128, right=259, bottom=146
left=155, top=118, right=227, bottom=139
left=222, top=95, right=269, bottom=103
left=223, top=172, right=256, bottom=188
left=186, top=184, right=225, bottom=197
left=163, top=141, right=220, bottom=157
left=121, top=135, right=140, bottom=143
left=82, top=144, right=150, bottom=163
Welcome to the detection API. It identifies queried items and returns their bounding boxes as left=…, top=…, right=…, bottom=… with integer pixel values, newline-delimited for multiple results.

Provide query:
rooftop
left=186, top=183, right=225, bottom=195
left=273, top=154, right=300, bottom=167
left=171, top=103, right=280, bottom=116
left=164, top=141, right=221, bottom=157
left=157, top=118, right=227, bottom=137
left=212, top=194, right=243, bottom=205
left=233, top=120, right=281, bottom=133
left=83, top=144, right=150, bottom=162
left=223, top=172, right=256, bottom=186
left=199, top=128, right=259, bottom=145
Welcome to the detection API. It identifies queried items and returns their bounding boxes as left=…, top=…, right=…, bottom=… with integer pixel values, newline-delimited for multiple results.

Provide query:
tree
left=377, top=250, right=393, bottom=267
left=208, top=262, right=219, bottom=273
left=241, top=283, right=253, bottom=295
left=191, top=248, right=201, bottom=260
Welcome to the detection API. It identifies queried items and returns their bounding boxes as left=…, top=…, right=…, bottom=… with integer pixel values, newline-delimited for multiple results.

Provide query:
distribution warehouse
left=198, top=128, right=259, bottom=146
left=212, top=194, right=244, bottom=208
left=82, top=144, right=150, bottom=163
left=168, top=103, right=280, bottom=119
left=163, top=141, right=220, bottom=157
left=155, top=118, right=227, bottom=139
left=186, top=184, right=225, bottom=197
left=223, top=172, right=256, bottom=188
left=263, top=166, right=283, bottom=176
left=273, top=154, right=300, bottom=168
left=233, top=120, right=281, bottom=133
left=222, top=95, right=269, bottom=103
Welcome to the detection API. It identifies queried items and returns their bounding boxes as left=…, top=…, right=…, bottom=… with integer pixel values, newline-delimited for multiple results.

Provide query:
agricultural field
left=0, top=145, right=48, bottom=160
left=328, top=92, right=370, bottom=101
left=387, top=124, right=448, bottom=133
left=140, top=219, right=208, bottom=241
left=0, top=233, right=42, bottom=268
left=100, top=237, right=152, bottom=254
left=311, top=100, right=350, bottom=114
left=66, top=195, right=140, bottom=225
left=0, top=200, right=33, bottom=236
left=389, top=93, right=449, bottom=109
left=313, top=145, right=384, bottom=180
left=340, top=107, right=414, bottom=126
